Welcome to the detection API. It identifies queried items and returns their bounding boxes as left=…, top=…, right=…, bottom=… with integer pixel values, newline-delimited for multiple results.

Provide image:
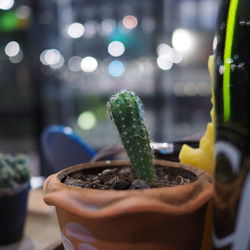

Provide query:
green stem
left=107, top=90, right=156, bottom=182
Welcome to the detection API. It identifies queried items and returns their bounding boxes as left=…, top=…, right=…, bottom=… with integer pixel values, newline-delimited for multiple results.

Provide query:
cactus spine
left=107, top=90, right=156, bottom=182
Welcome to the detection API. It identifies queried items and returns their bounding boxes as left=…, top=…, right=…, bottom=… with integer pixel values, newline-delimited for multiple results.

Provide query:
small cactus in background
left=107, top=90, right=156, bottom=182
left=0, top=154, right=30, bottom=188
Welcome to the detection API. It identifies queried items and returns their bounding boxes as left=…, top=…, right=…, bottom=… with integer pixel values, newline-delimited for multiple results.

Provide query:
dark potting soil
left=62, top=165, right=197, bottom=190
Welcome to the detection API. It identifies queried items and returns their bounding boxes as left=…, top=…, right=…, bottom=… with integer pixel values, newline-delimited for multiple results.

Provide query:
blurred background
left=0, top=0, right=219, bottom=174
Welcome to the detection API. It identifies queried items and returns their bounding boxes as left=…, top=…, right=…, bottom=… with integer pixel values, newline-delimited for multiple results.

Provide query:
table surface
left=0, top=189, right=62, bottom=250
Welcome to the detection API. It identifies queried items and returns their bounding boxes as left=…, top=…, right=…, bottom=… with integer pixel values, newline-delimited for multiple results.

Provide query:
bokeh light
left=68, top=56, right=82, bottom=72
left=5, top=41, right=20, bottom=57
left=81, top=57, right=98, bottom=72
left=77, top=111, right=97, bottom=130
left=169, top=49, right=183, bottom=64
left=67, top=22, right=85, bottom=38
left=100, top=18, right=116, bottom=36
left=44, top=49, right=60, bottom=65
left=157, top=43, right=183, bottom=64
left=122, top=15, right=138, bottom=30
left=15, top=5, right=31, bottom=19
left=83, top=21, right=97, bottom=38
left=49, top=55, right=64, bottom=69
left=108, top=60, right=125, bottom=77
left=156, top=43, right=171, bottom=56
left=40, top=51, right=48, bottom=65
left=172, top=29, right=192, bottom=52
left=157, top=55, right=173, bottom=70
left=108, top=41, right=125, bottom=57
left=9, top=50, right=23, bottom=63
left=40, top=49, right=64, bottom=69
left=213, top=36, right=218, bottom=51
left=0, top=0, right=14, bottom=10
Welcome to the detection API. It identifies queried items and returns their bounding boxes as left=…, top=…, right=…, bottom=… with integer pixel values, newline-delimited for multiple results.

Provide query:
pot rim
left=44, top=160, right=214, bottom=219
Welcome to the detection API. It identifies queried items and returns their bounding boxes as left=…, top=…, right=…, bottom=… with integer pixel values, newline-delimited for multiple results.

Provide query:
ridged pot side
left=44, top=160, right=214, bottom=250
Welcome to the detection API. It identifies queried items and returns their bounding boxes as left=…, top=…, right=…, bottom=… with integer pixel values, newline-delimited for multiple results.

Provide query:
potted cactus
left=0, top=153, right=30, bottom=245
left=44, top=90, right=213, bottom=250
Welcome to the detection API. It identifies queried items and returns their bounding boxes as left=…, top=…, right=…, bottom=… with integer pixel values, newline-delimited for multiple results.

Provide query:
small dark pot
left=0, top=182, right=30, bottom=245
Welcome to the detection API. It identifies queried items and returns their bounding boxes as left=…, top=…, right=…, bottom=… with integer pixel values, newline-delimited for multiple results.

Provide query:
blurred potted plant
left=0, top=153, right=30, bottom=245
left=44, top=90, right=213, bottom=250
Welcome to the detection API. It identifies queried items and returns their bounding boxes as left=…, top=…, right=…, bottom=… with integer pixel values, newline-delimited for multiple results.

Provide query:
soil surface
left=62, top=165, right=197, bottom=190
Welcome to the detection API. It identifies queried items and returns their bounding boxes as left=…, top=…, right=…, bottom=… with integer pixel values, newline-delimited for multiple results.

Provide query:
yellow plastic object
left=179, top=56, right=216, bottom=250
left=179, top=56, right=215, bottom=175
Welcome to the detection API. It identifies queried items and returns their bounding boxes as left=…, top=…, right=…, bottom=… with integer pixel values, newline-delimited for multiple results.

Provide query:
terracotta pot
left=44, top=160, right=214, bottom=250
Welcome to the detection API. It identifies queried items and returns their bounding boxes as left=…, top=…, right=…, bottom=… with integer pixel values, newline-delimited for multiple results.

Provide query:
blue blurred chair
left=41, top=125, right=96, bottom=175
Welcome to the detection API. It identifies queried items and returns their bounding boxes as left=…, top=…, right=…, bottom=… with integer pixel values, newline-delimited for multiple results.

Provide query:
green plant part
left=107, top=90, right=156, bottom=182
left=0, top=154, right=30, bottom=188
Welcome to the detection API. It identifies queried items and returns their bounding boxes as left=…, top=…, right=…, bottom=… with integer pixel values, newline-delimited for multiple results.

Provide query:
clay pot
left=0, top=182, right=30, bottom=245
left=44, top=160, right=214, bottom=250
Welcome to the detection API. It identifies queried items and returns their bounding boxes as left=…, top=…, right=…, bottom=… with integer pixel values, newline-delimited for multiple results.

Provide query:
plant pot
left=0, top=182, right=30, bottom=245
left=44, top=160, right=214, bottom=250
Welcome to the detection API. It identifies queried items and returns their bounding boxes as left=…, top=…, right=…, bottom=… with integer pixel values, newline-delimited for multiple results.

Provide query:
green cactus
left=0, top=154, right=30, bottom=188
left=107, top=90, right=156, bottom=182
